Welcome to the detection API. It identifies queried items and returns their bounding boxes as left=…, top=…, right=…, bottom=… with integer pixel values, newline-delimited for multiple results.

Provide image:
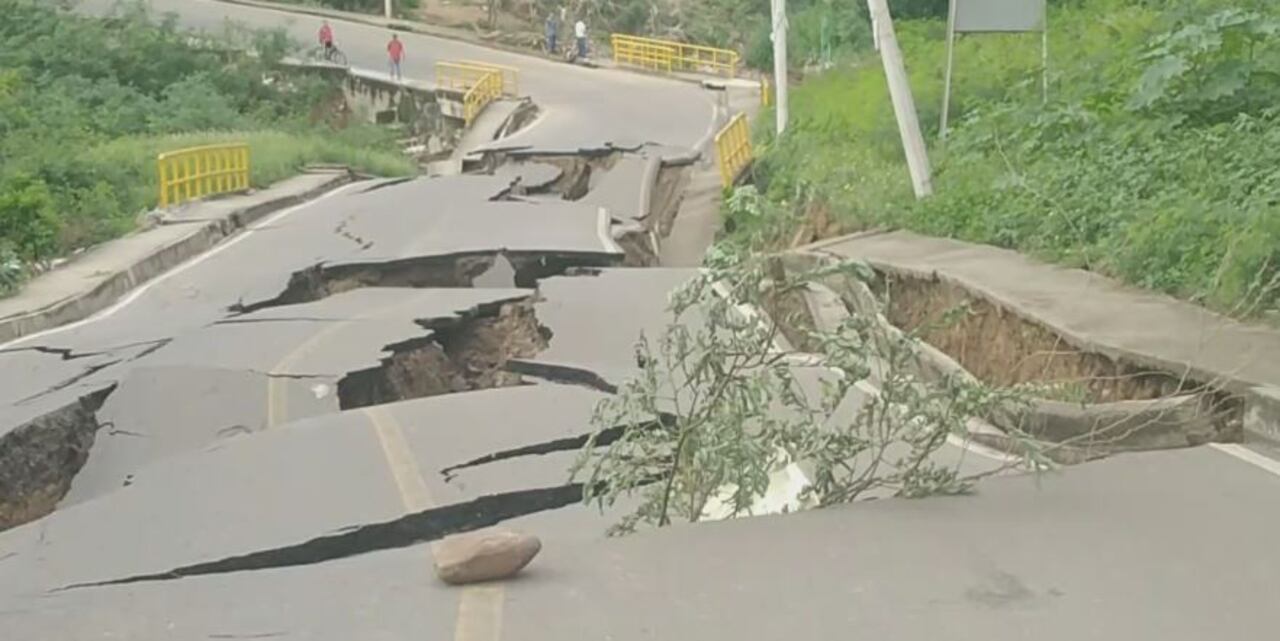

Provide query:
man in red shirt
left=318, top=20, right=334, bottom=59
left=387, top=34, right=405, bottom=81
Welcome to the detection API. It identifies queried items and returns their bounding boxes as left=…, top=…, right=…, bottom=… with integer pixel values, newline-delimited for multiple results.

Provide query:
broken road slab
left=498, top=447, right=1280, bottom=641
left=0, top=547, right=458, bottom=641
left=0, top=384, right=619, bottom=596
left=513, top=267, right=699, bottom=379
left=61, top=288, right=534, bottom=500
left=9, top=1, right=1280, bottom=639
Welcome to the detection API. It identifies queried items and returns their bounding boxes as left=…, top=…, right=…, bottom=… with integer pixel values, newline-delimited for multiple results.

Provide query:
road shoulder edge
left=0, top=170, right=357, bottom=345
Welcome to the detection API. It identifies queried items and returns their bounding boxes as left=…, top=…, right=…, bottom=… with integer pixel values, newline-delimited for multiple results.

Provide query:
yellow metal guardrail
left=461, top=71, right=503, bottom=125
left=457, top=60, right=519, bottom=96
left=714, top=112, right=752, bottom=188
left=157, top=143, right=249, bottom=208
left=611, top=34, right=740, bottom=78
left=761, top=74, right=772, bottom=107
left=435, top=61, right=518, bottom=125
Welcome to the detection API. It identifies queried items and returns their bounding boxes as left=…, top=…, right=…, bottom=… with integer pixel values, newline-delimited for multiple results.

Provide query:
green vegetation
left=275, top=0, right=420, bottom=18
left=573, top=251, right=1039, bottom=534
left=0, top=1, right=413, bottom=294
left=735, top=0, right=1280, bottom=317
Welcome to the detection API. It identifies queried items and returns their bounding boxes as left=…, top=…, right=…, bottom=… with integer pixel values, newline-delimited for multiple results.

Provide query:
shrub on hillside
left=0, top=0, right=413, bottom=294
left=745, top=0, right=1280, bottom=316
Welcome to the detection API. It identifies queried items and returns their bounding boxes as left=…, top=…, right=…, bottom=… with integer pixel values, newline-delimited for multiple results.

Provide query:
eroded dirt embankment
left=0, top=387, right=113, bottom=531
left=764, top=253, right=1243, bottom=458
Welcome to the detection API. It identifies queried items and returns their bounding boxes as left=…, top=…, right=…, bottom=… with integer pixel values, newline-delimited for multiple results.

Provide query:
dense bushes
left=741, top=0, right=1280, bottom=316
left=0, top=1, right=412, bottom=294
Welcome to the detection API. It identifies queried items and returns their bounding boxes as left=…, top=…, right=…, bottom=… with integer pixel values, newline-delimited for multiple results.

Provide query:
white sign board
left=954, top=0, right=1045, bottom=33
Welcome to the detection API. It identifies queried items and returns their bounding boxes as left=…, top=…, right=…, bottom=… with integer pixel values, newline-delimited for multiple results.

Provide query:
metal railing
left=714, top=112, right=752, bottom=188
left=462, top=71, right=504, bottom=125
left=456, top=60, right=520, bottom=96
left=157, top=143, right=250, bottom=208
left=435, top=61, right=517, bottom=125
left=611, top=34, right=740, bottom=78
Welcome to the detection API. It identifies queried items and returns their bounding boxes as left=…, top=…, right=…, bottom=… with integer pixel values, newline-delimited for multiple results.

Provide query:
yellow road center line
left=363, top=406, right=507, bottom=641
left=455, top=586, right=505, bottom=641
left=266, top=321, right=350, bottom=428
left=365, top=406, right=437, bottom=513
left=265, top=296, right=424, bottom=428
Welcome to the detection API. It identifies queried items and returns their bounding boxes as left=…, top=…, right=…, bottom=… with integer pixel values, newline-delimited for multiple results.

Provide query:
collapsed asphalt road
left=3, top=2, right=1280, bottom=640
left=0, top=2, right=738, bottom=630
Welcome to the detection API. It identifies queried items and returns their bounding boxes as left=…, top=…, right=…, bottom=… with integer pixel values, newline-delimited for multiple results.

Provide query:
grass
left=92, top=127, right=415, bottom=207
left=0, top=1, right=420, bottom=296
left=732, top=0, right=1280, bottom=317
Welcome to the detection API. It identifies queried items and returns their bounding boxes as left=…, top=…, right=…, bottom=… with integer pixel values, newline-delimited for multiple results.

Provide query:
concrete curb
left=0, top=170, right=355, bottom=345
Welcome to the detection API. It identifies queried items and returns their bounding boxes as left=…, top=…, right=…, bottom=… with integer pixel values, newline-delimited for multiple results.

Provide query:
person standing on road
left=545, top=11, right=558, bottom=54
left=574, top=18, right=588, bottom=60
left=387, top=33, right=405, bottom=81
left=318, top=20, right=335, bottom=58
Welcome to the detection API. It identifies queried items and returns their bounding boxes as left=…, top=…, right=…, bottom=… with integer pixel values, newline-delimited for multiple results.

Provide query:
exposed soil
left=0, top=387, right=114, bottom=531
left=878, top=271, right=1244, bottom=442
left=880, top=272, right=1202, bottom=403
left=337, top=299, right=550, bottom=409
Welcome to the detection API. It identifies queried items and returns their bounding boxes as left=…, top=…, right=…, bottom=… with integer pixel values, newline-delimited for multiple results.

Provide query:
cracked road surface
left=2, top=1, right=1280, bottom=639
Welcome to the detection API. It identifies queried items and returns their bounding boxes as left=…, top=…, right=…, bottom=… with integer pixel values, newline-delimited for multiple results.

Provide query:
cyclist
left=318, top=20, right=335, bottom=60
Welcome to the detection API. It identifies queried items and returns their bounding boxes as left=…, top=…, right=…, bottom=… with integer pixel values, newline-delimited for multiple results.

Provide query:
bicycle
left=312, top=44, right=349, bottom=66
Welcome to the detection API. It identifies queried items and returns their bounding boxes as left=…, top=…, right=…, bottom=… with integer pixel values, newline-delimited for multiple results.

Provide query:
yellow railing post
left=714, top=112, right=753, bottom=188
left=156, top=142, right=251, bottom=209
left=157, top=160, right=169, bottom=208
left=437, top=61, right=508, bottom=126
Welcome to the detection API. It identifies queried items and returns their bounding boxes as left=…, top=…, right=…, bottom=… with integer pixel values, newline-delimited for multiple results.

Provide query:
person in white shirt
left=574, top=19, right=588, bottom=60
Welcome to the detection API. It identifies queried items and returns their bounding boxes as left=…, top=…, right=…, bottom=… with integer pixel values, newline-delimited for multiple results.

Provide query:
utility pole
left=865, top=0, right=932, bottom=198
left=770, top=0, right=789, bottom=135
left=384, top=0, right=392, bottom=20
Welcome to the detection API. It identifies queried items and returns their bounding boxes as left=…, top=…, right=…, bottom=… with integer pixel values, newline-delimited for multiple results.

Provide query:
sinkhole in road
left=0, top=386, right=114, bottom=531
left=337, top=298, right=551, bottom=410
left=229, top=250, right=619, bottom=314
